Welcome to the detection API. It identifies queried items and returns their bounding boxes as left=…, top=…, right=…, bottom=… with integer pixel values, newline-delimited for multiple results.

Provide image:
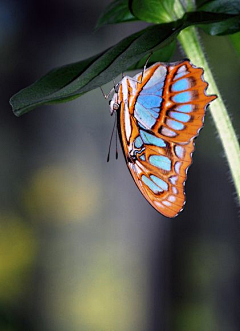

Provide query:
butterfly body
left=109, top=60, right=216, bottom=218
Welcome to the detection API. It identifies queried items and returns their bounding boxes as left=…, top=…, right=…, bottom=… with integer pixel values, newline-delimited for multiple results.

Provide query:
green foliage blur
left=2, top=0, right=240, bottom=330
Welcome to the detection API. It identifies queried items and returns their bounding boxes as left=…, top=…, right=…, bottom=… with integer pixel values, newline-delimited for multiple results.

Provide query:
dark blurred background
left=1, top=0, right=240, bottom=330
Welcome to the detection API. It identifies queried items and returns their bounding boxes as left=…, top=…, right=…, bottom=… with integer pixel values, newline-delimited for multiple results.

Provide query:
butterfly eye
left=113, top=103, right=119, bottom=111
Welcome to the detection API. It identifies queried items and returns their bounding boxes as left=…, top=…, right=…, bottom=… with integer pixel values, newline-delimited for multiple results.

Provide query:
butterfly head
left=109, top=91, right=120, bottom=116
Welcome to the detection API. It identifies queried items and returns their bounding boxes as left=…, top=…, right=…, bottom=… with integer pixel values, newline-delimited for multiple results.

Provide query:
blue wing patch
left=141, top=83, right=164, bottom=96
left=167, top=119, right=185, bottom=131
left=169, top=111, right=191, bottom=123
left=133, top=66, right=167, bottom=129
left=137, top=95, right=162, bottom=109
left=172, top=91, right=192, bottom=103
left=149, top=155, right=171, bottom=171
left=150, top=175, right=169, bottom=191
left=142, top=175, right=163, bottom=194
left=140, top=130, right=166, bottom=147
left=176, top=104, right=193, bottom=113
left=134, top=103, right=156, bottom=128
left=172, top=78, right=190, bottom=92
left=134, top=136, right=143, bottom=148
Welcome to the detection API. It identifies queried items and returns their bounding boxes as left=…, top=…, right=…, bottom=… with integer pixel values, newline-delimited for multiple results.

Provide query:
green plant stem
left=174, top=1, right=240, bottom=202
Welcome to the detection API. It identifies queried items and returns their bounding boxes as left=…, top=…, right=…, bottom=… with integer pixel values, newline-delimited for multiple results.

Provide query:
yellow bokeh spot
left=49, top=255, right=148, bottom=331
left=0, top=213, right=36, bottom=303
left=75, top=270, right=142, bottom=331
left=23, top=165, right=101, bottom=223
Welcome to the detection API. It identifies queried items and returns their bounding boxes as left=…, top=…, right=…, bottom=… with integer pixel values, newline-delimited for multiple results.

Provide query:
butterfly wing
left=118, top=60, right=216, bottom=218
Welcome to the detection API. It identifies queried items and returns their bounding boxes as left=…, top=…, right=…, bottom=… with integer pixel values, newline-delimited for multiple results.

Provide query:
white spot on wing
left=168, top=195, right=176, bottom=202
left=173, top=65, right=189, bottom=81
left=153, top=201, right=164, bottom=209
left=174, top=161, right=181, bottom=174
left=169, top=176, right=178, bottom=185
left=134, top=161, right=143, bottom=176
left=172, top=187, right=178, bottom=195
left=175, top=145, right=185, bottom=159
left=177, top=65, right=187, bottom=73
left=124, top=106, right=131, bottom=141
left=162, top=201, right=171, bottom=207
left=161, top=127, right=177, bottom=137
left=121, top=77, right=129, bottom=101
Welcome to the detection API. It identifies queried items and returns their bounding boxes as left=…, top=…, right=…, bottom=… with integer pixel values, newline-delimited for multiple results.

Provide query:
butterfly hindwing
left=126, top=138, right=195, bottom=217
left=117, top=60, right=216, bottom=217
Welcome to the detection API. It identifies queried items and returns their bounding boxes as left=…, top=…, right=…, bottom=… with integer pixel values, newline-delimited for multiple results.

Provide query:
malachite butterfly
left=106, top=60, right=216, bottom=218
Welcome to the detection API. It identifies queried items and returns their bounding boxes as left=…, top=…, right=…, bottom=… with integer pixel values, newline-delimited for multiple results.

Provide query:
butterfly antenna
left=115, top=113, right=118, bottom=160
left=107, top=114, right=117, bottom=162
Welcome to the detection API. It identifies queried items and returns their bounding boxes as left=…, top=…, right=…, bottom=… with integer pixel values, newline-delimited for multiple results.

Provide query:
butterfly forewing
left=117, top=60, right=216, bottom=218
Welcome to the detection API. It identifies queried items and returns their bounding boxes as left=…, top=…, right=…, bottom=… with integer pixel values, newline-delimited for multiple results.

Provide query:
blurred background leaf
left=129, top=0, right=175, bottom=23
left=197, top=0, right=240, bottom=14
left=96, top=0, right=137, bottom=28
left=197, top=0, right=240, bottom=35
left=228, top=31, right=240, bottom=60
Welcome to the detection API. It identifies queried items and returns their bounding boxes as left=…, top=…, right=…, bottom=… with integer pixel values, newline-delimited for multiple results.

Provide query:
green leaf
left=96, top=0, right=136, bottom=28
left=185, top=11, right=240, bottom=36
left=198, top=0, right=240, bottom=15
left=10, top=11, right=240, bottom=116
left=129, top=41, right=176, bottom=70
left=129, top=0, right=175, bottom=23
left=197, top=0, right=240, bottom=35
left=197, top=13, right=240, bottom=36
left=229, top=31, right=240, bottom=58
left=128, top=0, right=240, bottom=35
left=10, top=51, right=106, bottom=116
left=200, top=15, right=240, bottom=35
left=10, top=22, right=182, bottom=116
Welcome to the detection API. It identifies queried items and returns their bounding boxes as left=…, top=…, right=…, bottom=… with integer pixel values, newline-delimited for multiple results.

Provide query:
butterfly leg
left=143, top=51, right=153, bottom=75
left=139, top=51, right=153, bottom=83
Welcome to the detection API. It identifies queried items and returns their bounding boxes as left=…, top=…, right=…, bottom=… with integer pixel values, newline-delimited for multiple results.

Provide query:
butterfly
left=104, top=59, right=216, bottom=218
